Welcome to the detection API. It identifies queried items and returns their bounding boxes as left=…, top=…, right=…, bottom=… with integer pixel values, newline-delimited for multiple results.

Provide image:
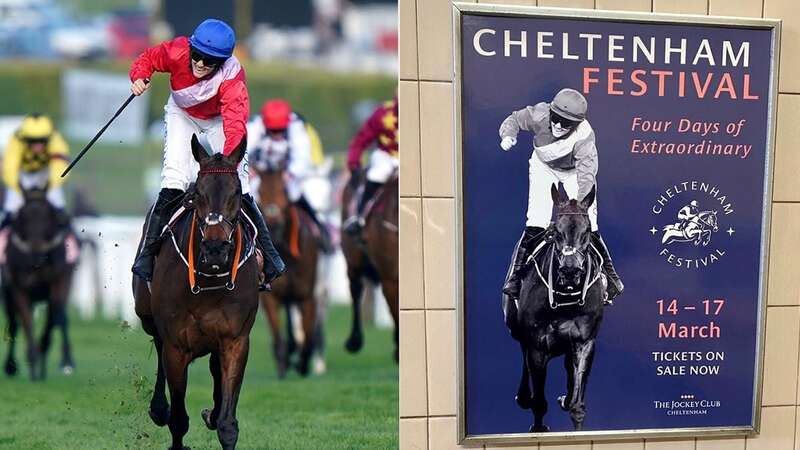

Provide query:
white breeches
left=161, top=98, right=250, bottom=194
left=366, top=150, right=399, bottom=183
left=4, top=170, right=64, bottom=213
left=527, top=153, right=598, bottom=231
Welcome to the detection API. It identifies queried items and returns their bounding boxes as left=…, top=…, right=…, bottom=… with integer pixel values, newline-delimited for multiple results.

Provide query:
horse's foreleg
left=344, top=270, right=364, bottom=353
left=216, top=337, right=250, bottom=450
left=3, top=293, right=18, bottom=376
left=526, top=349, right=549, bottom=433
left=53, top=301, right=74, bottom=374
left=295, top=296, right=317, bottom=377
left=567, top=339, right=596, bottom=431
left=515, top=345, right=532, bottom=409
left=148, top=331, right=170, bottom=427
left=559, top=352, right=576, bottom=412
left=261, top=293, right=288, bottom=378
left=36, top=306, right=56, bottom=380
left=12, top=291, right=38, bottom=381
left=163, top=344, right=190, bottom=450
left=380, top=278, right=399, bottom=362
left=202, top=352, right=222, bottom=431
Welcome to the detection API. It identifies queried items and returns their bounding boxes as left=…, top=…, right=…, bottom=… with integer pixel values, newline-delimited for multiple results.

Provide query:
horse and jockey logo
left=661, top=200, right=719, bottom=247
left=649, top=181, right=734, bottom=269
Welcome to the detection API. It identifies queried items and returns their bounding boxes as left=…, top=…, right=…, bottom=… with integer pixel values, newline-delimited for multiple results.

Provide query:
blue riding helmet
left=189, top=19, right=236, bottom=59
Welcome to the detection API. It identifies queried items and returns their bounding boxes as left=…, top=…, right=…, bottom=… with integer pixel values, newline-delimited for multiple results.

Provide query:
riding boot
left=591, top=231, right=624, bottom=304
left=295, top=194, right=333, bottom=253
left=502, top=226, right=546, bottom=299
left=344, top=180, right=381, bottom=236
left=0, top=211, right=11, bottom=230
left=241, top=193, right=286, bottom=288
left=131, top=188, right=184, bottom=281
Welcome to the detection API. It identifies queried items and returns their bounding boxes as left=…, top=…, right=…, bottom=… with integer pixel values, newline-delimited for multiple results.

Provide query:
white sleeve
left=246, top=117, right=264, bottom=153
left=287, top=119, right=312, bottom=179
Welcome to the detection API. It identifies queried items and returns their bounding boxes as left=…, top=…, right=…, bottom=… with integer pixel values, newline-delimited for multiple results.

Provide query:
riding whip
left=60, top=78, right=149, bottom=177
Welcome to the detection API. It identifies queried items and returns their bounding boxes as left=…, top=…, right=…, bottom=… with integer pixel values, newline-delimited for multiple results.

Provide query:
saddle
left=525, top=239, right=606, bottom=309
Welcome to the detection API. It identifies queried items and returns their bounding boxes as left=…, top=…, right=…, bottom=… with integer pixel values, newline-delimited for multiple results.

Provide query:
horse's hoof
left=149, top=406, right=170, bottom=427
left=4, top=360, right=17, bottom=377
left=201, top=408, right=217, bottom=430
left=344, top=334, right=363, bottom=353
left=61, top=364, right=75, bottom=375
left=515, top=394, right=532, bottom=410
left=296, top=360, right=311, bottom=377
left=313, top=356, right=327, bottom=375
left=530, top=424, right=550, bottom=433
left=558, top=395, right=569, bottom=411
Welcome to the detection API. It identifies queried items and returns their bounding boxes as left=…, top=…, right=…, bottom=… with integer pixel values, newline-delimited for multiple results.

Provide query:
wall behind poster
left=462, top=14, right=772, bottom=436
left=399, top=0, right=800, bottom=449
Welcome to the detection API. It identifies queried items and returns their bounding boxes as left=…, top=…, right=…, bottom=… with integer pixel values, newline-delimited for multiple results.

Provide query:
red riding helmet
left=261, top=99, right=291, bottom=131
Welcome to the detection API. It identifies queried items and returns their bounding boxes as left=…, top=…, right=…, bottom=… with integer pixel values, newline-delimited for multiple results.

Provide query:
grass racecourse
left=0, top=304, right=398, bottom=449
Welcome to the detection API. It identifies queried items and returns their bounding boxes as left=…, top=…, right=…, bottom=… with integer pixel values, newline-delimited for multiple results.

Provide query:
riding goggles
left=23, top=137, right=49, bottom=146
left=550, top=110, right=581, bottom=129
left=190, top=47, right=226, bottom=68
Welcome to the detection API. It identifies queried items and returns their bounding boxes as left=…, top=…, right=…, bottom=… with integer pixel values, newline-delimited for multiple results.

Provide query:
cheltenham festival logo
left=650, top=181, right=734, bottom=269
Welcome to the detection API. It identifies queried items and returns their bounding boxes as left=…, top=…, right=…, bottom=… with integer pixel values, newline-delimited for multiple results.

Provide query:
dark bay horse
left=504, top=184, right=605, bottom=432
left=2, top=186, right=76, bottom=380
left=133, top=135, right=259, bottom=450
left=341, top=172, right=398, bottom=360
left=256, top=155, right=319, bottom=378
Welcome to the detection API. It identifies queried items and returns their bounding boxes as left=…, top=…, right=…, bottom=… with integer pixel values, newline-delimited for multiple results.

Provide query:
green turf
left=0, top=305, right=398, bottom=449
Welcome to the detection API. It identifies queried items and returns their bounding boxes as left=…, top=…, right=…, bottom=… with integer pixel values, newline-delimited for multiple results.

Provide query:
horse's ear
left=581, top=185, right=596, bottom=209
left=224, top=135, right=247, bottom=165
left=550, top=183, right=560, bottom=205
left=191, top=134, right=206, bottom=163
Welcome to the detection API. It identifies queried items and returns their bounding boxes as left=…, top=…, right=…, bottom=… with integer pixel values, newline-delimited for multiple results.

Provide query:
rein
left=186, top=210, right=244, bottom=294
left=528, top=233, right=604, bottom=309
left=183, top=165, right=245, bottom=294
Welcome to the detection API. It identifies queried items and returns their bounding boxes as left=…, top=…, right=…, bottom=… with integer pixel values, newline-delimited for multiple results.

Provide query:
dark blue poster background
left=461, top=13, right=774, bottom=435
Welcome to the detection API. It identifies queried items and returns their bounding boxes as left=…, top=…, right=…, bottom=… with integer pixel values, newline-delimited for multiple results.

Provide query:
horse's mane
left=556, top=199, right=587, bottom=215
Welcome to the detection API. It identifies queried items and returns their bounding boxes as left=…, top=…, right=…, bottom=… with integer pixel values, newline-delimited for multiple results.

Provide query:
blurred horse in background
left=341, top=171, right=398, bottom=361
left=255, top=147, right=320, bottom=378
left=2, top=184, right=77, bottom=380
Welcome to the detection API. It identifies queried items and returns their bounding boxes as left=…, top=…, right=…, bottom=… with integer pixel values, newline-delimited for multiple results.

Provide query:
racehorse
left=2, top=185, right=76, bottom=380
left=255, top=150, right=319, bottom=378
left=504, top=184, right=605, bottom=432
left=341, top=171, right=398, bottom=361
left=133, top=135, right=260, bottom=450
left=661, top=210, right=718, bottom=246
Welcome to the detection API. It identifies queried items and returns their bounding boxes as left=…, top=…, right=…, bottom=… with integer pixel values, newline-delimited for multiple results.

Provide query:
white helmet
left=550, top=88, right=587, bottom=122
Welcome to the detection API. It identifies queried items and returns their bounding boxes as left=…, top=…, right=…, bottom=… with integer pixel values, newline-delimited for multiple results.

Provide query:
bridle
left=187, top=166, right=243, bottom=294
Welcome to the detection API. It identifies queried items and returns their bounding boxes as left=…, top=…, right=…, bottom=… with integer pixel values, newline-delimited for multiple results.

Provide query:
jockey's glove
left=500, top=136, right=517, bottom=151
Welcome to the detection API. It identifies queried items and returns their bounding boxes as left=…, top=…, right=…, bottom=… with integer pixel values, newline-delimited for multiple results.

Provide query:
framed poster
left=454, top=3, right=780, bottom=444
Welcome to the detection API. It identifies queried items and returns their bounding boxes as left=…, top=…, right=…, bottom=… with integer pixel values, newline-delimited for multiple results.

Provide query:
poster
left=455, top=4, right=780, bottom=443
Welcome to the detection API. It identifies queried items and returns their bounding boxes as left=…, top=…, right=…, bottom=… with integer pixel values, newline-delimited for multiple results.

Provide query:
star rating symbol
left=726, top=227, right=735, bottom=236
left=649, top=226, right=658, bottom=235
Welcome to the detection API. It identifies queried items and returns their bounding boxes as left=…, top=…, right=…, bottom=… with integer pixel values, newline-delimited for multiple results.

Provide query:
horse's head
left=709, top=210, right=719, bottom=231
left=551, top=183, right=595, bottom=286
left=15, top=185, right=60, bottom=254
left=191, top=134, right=245, bottom=272
left=255, top=136, right=290, bottom=232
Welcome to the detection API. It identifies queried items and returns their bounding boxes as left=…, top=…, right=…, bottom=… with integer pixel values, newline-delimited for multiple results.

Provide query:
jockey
left=343, top=96, right=398, bottom=235
left=499, top=88, right=624, bottom=303
left=677, top=200, right=699, bottom=229
left=0, top=114, right=79, bottom=263
left=129, top=18, right=285, bottom=287
left=246, top=99, right=333, bottom=252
